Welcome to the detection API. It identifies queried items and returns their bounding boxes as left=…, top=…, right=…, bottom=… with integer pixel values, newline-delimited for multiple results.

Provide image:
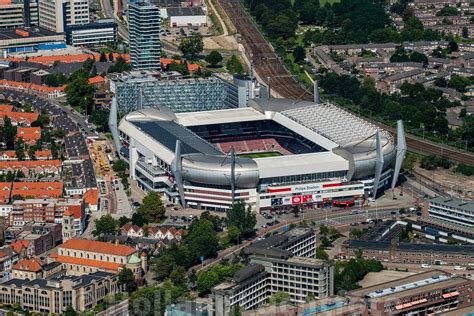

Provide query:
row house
left=0, top=160, right=61, bottom=177
left=120, top=224, right=185, bottom=241
left=0, top=111, right=39, bottom=126
left=0, top=150, right=53, bottom=161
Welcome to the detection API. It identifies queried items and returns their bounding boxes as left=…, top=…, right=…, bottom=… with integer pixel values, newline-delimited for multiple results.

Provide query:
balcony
left=136, top=158, right=166, bottom=177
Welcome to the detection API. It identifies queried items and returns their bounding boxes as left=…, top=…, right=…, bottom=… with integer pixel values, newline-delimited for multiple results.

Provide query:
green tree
left=205, top=50, right=223, bottom=67
left=390, top=47, right=409, bottom=62
left=349, top=228, right=364, bottom=239
left=170, top=266, right=187, bottom=288
left=64, top=306, right=78, bottom=316
left=132, top=212, right=147, bottom=226
left=436, top=5, right=459, bottom=16
left=93, top=214, right=119, bottom=236
left=3, top=116, right=17, bottom=150
left=293, top=46, right=306, bottom=63
left=65, top=77, right=94, bottom=114
left=108, top=52, right=115, bottom=62
left=112, top=159, right=128, bottom=174
left=315, top=246, right=329, bottom=260
left=185, top=219, right=220, bottom=263
left=179, top=33, right=204, bottom=59
left=222, top=225, right=240, bottom=246
left=28, top=146, right=36, bottom=160
left=268, top=291, right=290, bottom=304
left=118, top=216, right=130, bottom=227
left=448, top=75, right=470, bottom=92
left=118, top=267, right=137, bottom=293
left=99, top=52, right=107, bottom=62
left=137, top=191, right=166, bottom=223
left=410, top=51, right=428, bottom=64
left=15, top=138, right=25, bottom=161
left=226, top=202, right=256, bottom=238
left=108, top=56, right=132, bottom=73
left=227, top=55, right=244, bottom=75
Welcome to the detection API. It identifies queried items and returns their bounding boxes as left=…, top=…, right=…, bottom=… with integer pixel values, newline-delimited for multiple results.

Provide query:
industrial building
left=65, top=19, right=117, bottom=47
left=113, top=97, right=406, bottom=212
left=167, top=7, right=207, bottom=27
left=208, top=228, right=334, bottom=315
left=128, top=2, right=161, bottom=70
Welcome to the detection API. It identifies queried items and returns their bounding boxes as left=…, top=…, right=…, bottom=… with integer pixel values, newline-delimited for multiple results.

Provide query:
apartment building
left=342, top=240, right=474, bottom=266
left=128, top=2, right=160, bottom=70
left=0, top=271, right=119, bottom=313
left=52, top=238, right=145, bottom=276
left=348, top=270, right=474, bottom=315
left=208, top=228, right=334, bottom=316
left=38, top=0, right=90, bottom=33
left=0, top=0, right=39, bottom=29
left=9, top=198, right=84, bottom=235
left=428, top=196, right=473, bottom=227
left=11, top=181, right=63, bottom=199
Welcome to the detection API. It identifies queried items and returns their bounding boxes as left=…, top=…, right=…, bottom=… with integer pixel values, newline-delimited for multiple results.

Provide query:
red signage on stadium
left=291, top=196, right=302, bottom=204
left=267, top=187, right=292, bottom=193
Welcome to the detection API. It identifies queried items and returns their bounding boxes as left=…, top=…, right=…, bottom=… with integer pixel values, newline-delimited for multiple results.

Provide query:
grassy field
left=320, top=0, right=340, bottom=6
left=239, top=152, right=283, bottom=158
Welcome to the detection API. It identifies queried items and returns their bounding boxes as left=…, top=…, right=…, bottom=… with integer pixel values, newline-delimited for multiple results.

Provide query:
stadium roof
left=281, top=103, right=386, bottom=146
left=131, top=120, right=221, bottom=155
left=175, top=107, right=265, bottom=126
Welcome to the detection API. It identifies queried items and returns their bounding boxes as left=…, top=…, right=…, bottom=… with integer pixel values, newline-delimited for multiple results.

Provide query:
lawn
left=238, top=152, right=283, bottom=158
left=320, top=0, right=340, bottom=6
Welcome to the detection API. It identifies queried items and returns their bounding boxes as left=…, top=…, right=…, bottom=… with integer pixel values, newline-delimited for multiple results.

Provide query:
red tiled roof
left=0, top=80, right=65, bottom=94
left=16, top=126, right=41, bottom=143
left=0, top=105, right=14, bottom=112
left=121, top=224, right=141, bottom=233
left=12, top=181, right=63, bottom=198
left=0, top=111, right=39, bottom=124
left=84, top=188, right=98, bottom=206
left=0, top=160, right=61, bottom=170
left=88, top=76, right=105, bottom=85
left=160, top=58, right=201, bottom=73
left=0, top=182, right=11, bottom=201
left=11, top=240, right=30, bottom=254
left=55, top=255, right=123, bottom=272
left=13, top=258, right=42, bottom=272
left=34, top=150, right=52, bottom=159
left=0, top=53, right=129, bottom=65
left=60, top=239, right=136, bottom=257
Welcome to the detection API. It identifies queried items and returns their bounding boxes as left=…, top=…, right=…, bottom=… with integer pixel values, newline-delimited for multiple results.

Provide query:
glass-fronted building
left=111, top=71, right=234, bottom=113
left=128, top=2, right=161, bottom=70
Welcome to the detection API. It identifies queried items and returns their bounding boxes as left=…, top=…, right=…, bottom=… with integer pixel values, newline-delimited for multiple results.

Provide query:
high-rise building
left=38, top=0, right=89, bottom=33
left=128, top=2, right=160, bottom=70
left=0, top=0, right=39, bottom=29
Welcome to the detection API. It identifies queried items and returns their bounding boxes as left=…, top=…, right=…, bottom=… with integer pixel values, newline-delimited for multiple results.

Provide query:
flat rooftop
left=350, top=270, right=459, bottom=301
left=429, top=196, right=474, bottom=213
left=0, top=27, right=58, bottom=41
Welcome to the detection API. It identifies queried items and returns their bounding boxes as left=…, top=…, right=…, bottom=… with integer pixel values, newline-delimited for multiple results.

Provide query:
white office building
left=208, top=228, right=334, bottom=316
left=428, top=196, right=474, bottom=227
left=0, top=0, right=38, bottom=29
left=38, top=0, right=90, bottom=33
left=65, top=19, right=117, bottom=47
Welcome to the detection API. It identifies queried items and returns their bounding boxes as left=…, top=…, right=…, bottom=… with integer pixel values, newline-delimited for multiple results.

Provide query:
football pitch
left=238, top=152, right=283, bottom=158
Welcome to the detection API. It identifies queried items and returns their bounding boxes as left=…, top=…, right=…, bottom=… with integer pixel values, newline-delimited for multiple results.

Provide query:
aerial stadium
left=112, top=98, right=406, bottom=212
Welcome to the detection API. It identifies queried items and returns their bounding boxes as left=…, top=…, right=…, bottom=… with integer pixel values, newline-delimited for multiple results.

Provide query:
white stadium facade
left=111, top=98, right=406, bottom=212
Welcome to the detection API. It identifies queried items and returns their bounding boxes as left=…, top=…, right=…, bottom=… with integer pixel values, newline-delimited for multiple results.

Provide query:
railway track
left=219, top=0, right=312, bottom=100
left=217, top=0, right=474, bottom=165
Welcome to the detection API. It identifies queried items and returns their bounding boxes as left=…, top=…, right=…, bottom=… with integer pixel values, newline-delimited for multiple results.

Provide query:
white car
left=454, top=266, right=466, bottom=271
left=421, top=264, right=431, bottom=269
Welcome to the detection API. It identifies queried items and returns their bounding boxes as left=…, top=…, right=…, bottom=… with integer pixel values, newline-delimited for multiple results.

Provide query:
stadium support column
left=391, top=120, right=407, bottom=190
left=137, top=86, right=144, bottom=110
left=372, top=131, right=384, bottom=200
left=314, top=81, right=320, bottom=104
left=108, top=98, right=121, bottom=156
left=230, top=146, right=236, bottom=206
left=173, top=140, right=187, bottom=208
